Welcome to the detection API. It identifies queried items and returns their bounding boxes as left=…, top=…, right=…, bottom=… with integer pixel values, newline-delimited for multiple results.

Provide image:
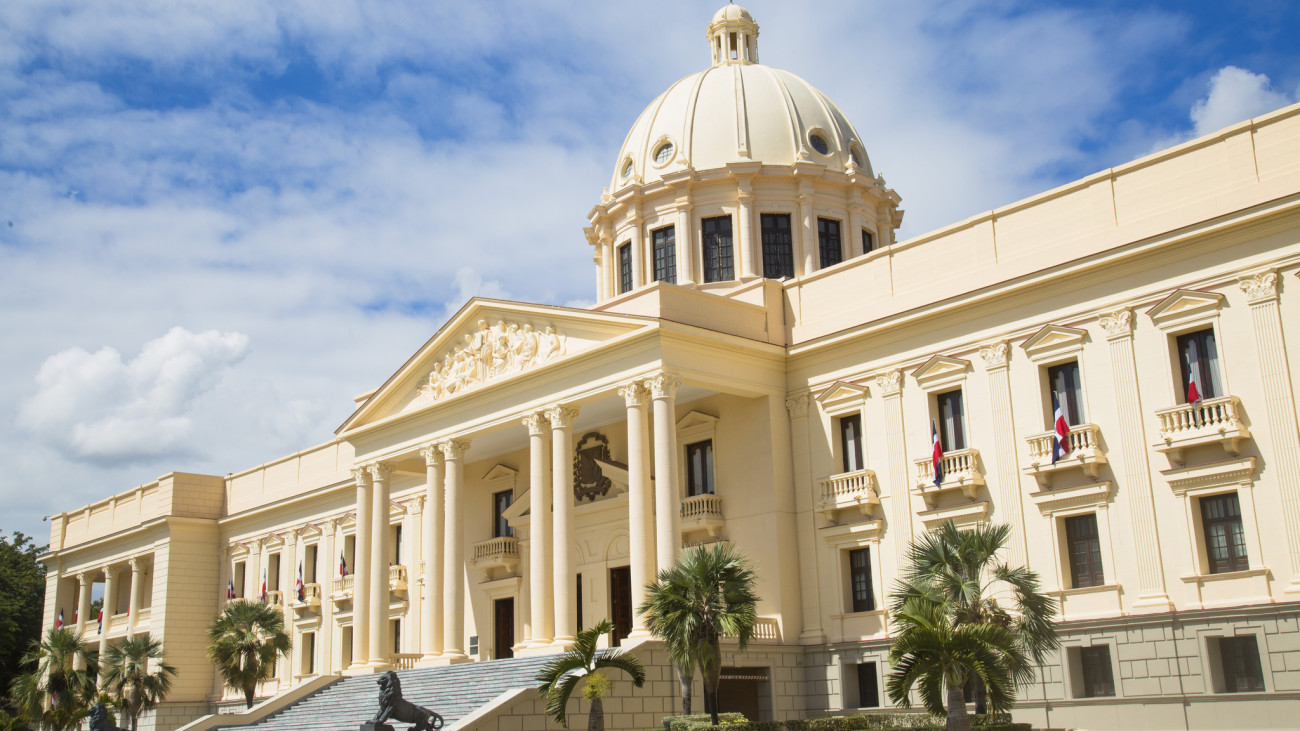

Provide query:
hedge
left=661, top=712, right=1028, bottom=731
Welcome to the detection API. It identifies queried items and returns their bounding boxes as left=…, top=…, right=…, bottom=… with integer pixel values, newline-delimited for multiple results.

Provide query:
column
left=546, top=405, right=580, bottom=645
left=523, top=412, right=554, bottom=647
left=74, top=571, right=91, bottom=669
left=677, top=202, right=696, bottom=285
left=875, top=371, right=913, bottom=571
left=847, top=198, right=865, bottom=258
left=630, top=215, right=645, bottom=288
left=441, top=439, right=471, bottom=661
left=1099, top=310, right=1172, bottom=610
left=1239, top=272, right=1300, bottom=592
left=368, top=463, right=393, bottom=667
left=419, top=445, right=445, bottom=660
left=737, top=179, right=757, bottom=278
left=351, top=468, right=371, bottom=669
left=620, top=383, right=656, bottom=637
left=979, top=342, right=1029, bottom=566
left=647, top=374, right=683, bottom=571
left=127, top=557, right=145, bottom=636
left=797, top=181, right=815, bottom=276
left=98, top=566, right=118, bottom=658
left=786, top=395, right=824, bottom=643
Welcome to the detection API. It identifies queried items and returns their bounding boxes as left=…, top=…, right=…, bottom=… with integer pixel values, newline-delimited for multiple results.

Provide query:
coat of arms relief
left=419, top=319, right=567, bottom=402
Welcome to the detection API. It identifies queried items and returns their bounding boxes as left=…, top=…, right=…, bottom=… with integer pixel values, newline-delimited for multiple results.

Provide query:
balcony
left=471, top=536, right=521, bottom=580
left=265, top=590, right=284, bottom=606
left=293, top=583, right=322, bottom=611
left=389, top=565, right=408, bottom=596
left=912, top=448, right=984, bottom=508
left=680, top=493, right=725, bottom=539
left=331, top=574, right=353, bottom=605
left=816, top=469, right=880, bottom=524
left=1153, top=395, right=1250, bottom=463
left=1023, top=423, right=1107, bottom=487
left=723, top=616, right=781, bottom=644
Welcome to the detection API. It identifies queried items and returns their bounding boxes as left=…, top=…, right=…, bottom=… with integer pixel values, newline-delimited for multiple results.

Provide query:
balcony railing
left=1023, top=423, right=1107, bottom=485
left=331, top=574, right=353, bottom=605
left=265, top=590, right=284, bottom=606
left=293, top=583, right=322, bottom=610
left=389, top=565, right=408, bottom=595
left=390, top=653, right=422, bottom=670
left=723, top=616, right=780, bottom=644
left=912, top=448, right=984, bottom=507
left=471, top=536, right=521, bottom=579
left=680, top=493, right=725, bottom=539
left=817, top=469, right=880, bottom=522
left=1153, top=395, right=1250, bottom=462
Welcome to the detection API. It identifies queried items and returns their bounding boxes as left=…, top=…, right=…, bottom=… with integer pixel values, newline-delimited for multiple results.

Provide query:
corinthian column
left=875, top=371, right=913, bottom=570
left=441, top=439, right=471, bottom=662
left=523, top=412, right=553, bottom=647
left=99, top=566, right=118, bottom=658
left=74, top=571, right=92, bottom=669
left=368, top=462, right=393, bottom=667
left=545, top=405, right=580, bottom=645
left=419, top=446, right=444, bottom=660
left=620, top=383, right=655, bottom=637
left=127, top=556, right=145, bottom=637
left=979, top=342, right=1028, bottom=566
left=646, top=374, right=683, bottom=571
left=351, top=468, right=371, bottom=669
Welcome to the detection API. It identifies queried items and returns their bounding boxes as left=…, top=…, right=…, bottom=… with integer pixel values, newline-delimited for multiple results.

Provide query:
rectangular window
left=1218, top=636, right=1265, bottom=692
left=839, top=414, right=864, bottom=473
left=701, top=216, right=734, bottom=283
left=818, top=217, right=842, bottom=268
left=760, top=213, right=794, bottom=279
left=1079, top=646, right=1115, bottom=697
left=856, top=662, right=880, bottom=707
left=576, top=573, right=583, bottom=632
left=1177, top=328, right=1223, bottom=401
left=1201, top=493, right=1249, bottom=573
left=393, top=525, right=402, bottom=565
left=233, top=561, right=246, bottom=598
left=848, top=547, right=874, bottom=612
left=343, top=535, right=356, bottom=576
left=1047, top=360, right=1085, bottom=426
left=305, top=632, right=316, bottom=675
left=304, top=544, right=318, bottom=584
left=392, top=619, right=401, bottom=653
left=493, top=489, right=515, bottom=538
left=267, top=553, right=281, bottom=591
left=936, top=389, right=966, bottom=450
left=1065, top=514, right=1104, bottom=588
left=618, top=242, right=633, bottom=294
left=686, top=440, right=715, bottom=496
left=861, top=229, right=875, bottom=254
left=653, top=226, right=676, bottom=283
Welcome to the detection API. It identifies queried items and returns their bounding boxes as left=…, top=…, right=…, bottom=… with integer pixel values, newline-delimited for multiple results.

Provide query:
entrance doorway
left=718, top=667, right=769, bottom=722
left=609, top=566, right=632, bottom=646
left=494, top=598, right=514, bottom=659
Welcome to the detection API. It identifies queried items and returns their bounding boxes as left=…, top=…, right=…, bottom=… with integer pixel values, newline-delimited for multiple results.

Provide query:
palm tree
left=535, top=619, right=645, bottom=731
left=206, top=600, right=290, bottom=709
left=638, top=543, right=759, bottom=726
left=8, top=628, right=97, bottom=731
left=100, top=635, right=178, bottom=731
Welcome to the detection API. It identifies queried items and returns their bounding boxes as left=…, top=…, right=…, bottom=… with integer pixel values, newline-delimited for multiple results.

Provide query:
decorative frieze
left=419, top=319, right=567, bottom=402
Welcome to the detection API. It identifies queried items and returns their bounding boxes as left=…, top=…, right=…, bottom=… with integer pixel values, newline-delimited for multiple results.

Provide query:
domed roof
left=611, top=5, right=874, bottom=192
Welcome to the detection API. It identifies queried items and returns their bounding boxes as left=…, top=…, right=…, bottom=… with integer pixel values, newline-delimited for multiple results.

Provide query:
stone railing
left=816, top=469, right=879, bottom=521
left=296, top=583, right=321, bottom=610
left=331, top=574, right=353, bottom=605
left=680, top=493, right=725, bottom=540
left=473, top=536, right=520, bottom=563
left=265, top=590, right=284, bottom=606
left=912, top=448, right=984, bottom=506
left=390, top=653, right=422, bottom=670
left=1023, top=423, right=1106, bottom=484
left=723, top=616, right=780, bottom=644
left=1153, top=395, right=1250, bottom=461
left=389, top=565, right=408, bottom=594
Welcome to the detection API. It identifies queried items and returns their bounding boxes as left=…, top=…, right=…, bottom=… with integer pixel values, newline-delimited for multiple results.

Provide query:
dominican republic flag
left=1051, top=392, right=1071, bottom=463
left=226, top=579, right=236, bottom=600
left=260, top=569, right=268, bottom=602
left=1187, top=366, right=1203, bottom=426
left=296, top=562, right=305, bottom=602
left=339, top=551, right=348, bottom=577
left=931, top=420, right=944, bottom=487
left=55, top=609, right=63, bottom=630
left=96, top=609, right=103, bottom=633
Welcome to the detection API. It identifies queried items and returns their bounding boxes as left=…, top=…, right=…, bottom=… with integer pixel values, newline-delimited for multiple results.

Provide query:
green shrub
left=664, top=712, right=749, bottom=731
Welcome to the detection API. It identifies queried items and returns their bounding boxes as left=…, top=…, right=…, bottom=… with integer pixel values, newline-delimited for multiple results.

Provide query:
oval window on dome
left=808, top=133, right=830, bottom=156
left=621, top=158, right=634, bottom=180
left=654, top=142, right=675, bottom=165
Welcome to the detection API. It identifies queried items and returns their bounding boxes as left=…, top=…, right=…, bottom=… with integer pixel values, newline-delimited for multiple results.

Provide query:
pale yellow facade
left=40, top=6, right=1300, bottom=730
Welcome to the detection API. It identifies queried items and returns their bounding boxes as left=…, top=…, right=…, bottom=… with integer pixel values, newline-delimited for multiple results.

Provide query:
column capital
left=978, top=342, right=1009, bottom=370
left=367, top=462, right=394, bottom=482
left=1099, top=310, right=1133, bottom=340
left=785, top=395, right=809, bottom=418
left=874, top=370, right=904, bottom=396
left=644, top=374, right=682, bottom=400
left=1239, top=270, right=1279, bottom=304
left=522, top=411, right=550, bottom=436
left=543, top=405, right=580, bottom=430
left=129, top=556, right=146, bottom=571
left=352, top=467, right=372, bottom=486
left=439, top=439, right=471, bottom=461
left=618, top=383, right=649, bottom=408
left=419, top=444, right=444, bottom=467
left=77, top=570, right=95, bottom=585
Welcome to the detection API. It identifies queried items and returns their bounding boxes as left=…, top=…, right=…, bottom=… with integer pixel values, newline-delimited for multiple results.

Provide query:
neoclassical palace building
left=39, top=6, right=1300, bottom=730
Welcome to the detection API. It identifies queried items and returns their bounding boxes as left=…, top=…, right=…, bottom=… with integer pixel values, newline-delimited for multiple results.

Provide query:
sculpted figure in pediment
left=416, top=319, right=569, bottom=404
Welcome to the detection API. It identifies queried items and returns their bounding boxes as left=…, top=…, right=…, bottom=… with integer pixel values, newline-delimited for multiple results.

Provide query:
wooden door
left=609, top=566, right=632, bottom=646
left=494, top=598, right=514, bottom=659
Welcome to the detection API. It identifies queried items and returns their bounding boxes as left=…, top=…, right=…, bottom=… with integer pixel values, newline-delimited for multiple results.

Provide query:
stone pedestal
left=360, top=723, right=394, bottom=731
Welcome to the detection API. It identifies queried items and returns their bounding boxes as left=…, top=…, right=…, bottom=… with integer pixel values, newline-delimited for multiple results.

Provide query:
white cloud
left=18, top=327, right=250, bottom=464
left=1191, top=66, right=1296, bottom=137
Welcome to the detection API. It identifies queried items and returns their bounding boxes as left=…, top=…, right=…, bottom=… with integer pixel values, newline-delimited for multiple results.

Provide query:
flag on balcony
left=226, top=579, right=236, bottom=600
left=260, top=569, right=267, bottom=602
left=931, top=419, right=944, bottom=487
left=96, top=609, right=103, bottom=633
left=296, top=562, right=305, bottom=602
left=55, top=609, right=63, bottom=630
left=339, top=551, right=348, bottom=577
left=1052, top=392, right=1070, bottom=463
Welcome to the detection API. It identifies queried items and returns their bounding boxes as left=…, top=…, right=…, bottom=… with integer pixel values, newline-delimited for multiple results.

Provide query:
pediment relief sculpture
left=419, top=319, right=567, bottom=402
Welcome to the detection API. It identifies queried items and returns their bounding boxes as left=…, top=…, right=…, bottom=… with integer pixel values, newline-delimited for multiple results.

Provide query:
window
left=1064, top=514, right=1104, bottom=588
left=855, top=662, right=880, bottom=707
left=686, top=440, right=715, bottom=496
left=304, top=544, right=318, bottom=584
left=576, top=573, right=583, bottom=632
left=392, top=619, right=401, bottom=653
left=701, top=216, right=734, bottom=283
left=861, top=229, right=874, bottom=254
left=1177, top=328, right=1223, bottom=402
left=1047, top=360, right=1085, bottom=426
left=392, top=525, right=402, bottom=565
left=818, top=218, right=842, bottom=268
left=1201, top=493, right=1248, bottom=573
left=654, top=142, right=674, bottom=165
left=848, top=547, right=874, bottom=612
left=233, top=561, right=246, bottom=598
left=304, top=632, right=316, bottom=675
left=809, top=132, right=830, bottom=155
left=760, top=213, right=794, bottom=279
left=493, top=489, right=514, bottom=538
left=839, top=414, right=864, bottom=473
left=618, top=242, right=632, bottom=294
left=343, top=535, right=355, bottom=576
left=1217, top=636, right=1265, bottom=692
left=267, top=553, right=281, bottom=591
left=1079, top=646, right=1114, bottom=697
left=653, top=226, right=676, bottom=283
left=936, top=389, right=966, bottom=450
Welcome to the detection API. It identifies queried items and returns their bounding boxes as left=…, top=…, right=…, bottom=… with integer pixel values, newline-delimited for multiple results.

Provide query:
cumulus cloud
left=18, top=327, right=250, bottom=464
left=1190, top=66, right=1297, bottom=137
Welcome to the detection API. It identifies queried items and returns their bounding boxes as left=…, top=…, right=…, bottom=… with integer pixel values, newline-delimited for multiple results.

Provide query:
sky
left=2, top=0, right=1298, bottom=544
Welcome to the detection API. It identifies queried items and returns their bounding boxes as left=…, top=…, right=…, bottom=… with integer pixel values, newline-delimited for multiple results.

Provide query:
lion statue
left=88, top=703, right=128, bottom=731
left=369, top=671, right=443, bottom=731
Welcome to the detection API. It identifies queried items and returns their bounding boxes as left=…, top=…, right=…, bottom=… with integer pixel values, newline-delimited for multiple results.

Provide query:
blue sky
left=2, top=0, right=1297, bottom=543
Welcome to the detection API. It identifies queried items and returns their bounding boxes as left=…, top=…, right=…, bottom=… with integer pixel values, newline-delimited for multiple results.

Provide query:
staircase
left=217, top=656, right=554, bottom=731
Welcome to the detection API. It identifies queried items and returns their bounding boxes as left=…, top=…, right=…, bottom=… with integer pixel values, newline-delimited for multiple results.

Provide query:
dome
left=611, top=6, right=874, bottom=192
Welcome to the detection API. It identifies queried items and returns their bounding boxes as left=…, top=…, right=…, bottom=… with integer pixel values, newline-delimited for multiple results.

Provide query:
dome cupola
left=707, top=4, right=759, bottom=65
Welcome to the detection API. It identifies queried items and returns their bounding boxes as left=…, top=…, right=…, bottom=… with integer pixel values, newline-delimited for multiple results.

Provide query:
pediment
left=338, top=299, right=656, bottom=433
left=911, top=355, right=971, bottom=392
left=676, top=410, right=720, bottom=431
left=1020, top=325, right=1088, bottom=363
left=483, top=464, right=519, bottom=485
left=815, top=381, right=869, bottom=411
left=1146, top=289, right=1224, bottom=331
left=295, top=522, right=324, bottom=540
